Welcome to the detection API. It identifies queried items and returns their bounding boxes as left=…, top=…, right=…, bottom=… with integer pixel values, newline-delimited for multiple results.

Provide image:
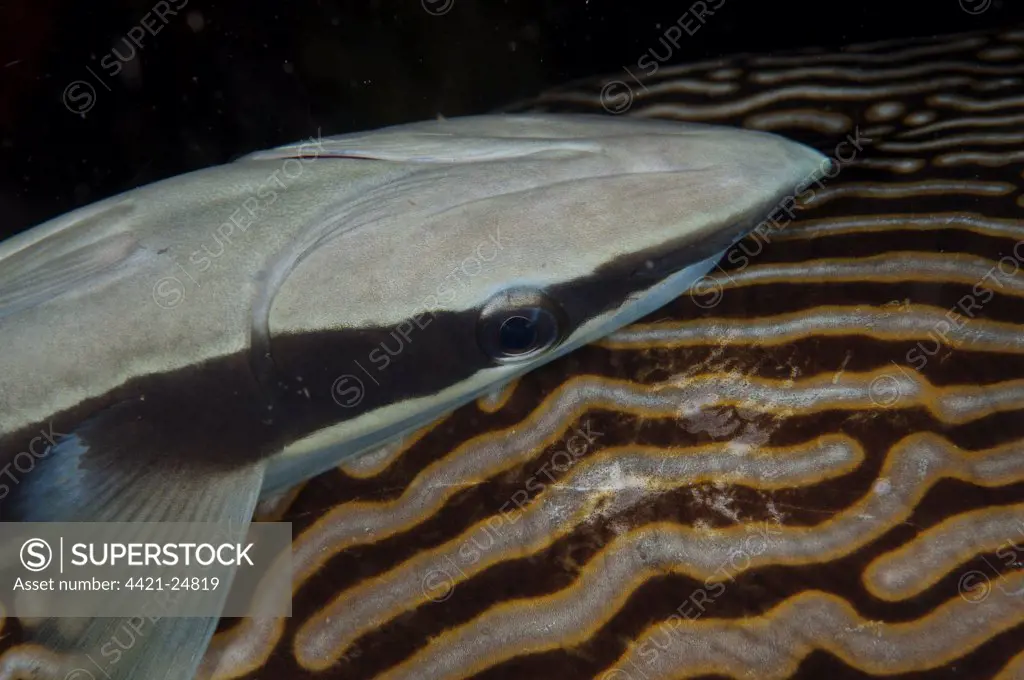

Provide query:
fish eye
left=478, top=289, right=567, bottom=363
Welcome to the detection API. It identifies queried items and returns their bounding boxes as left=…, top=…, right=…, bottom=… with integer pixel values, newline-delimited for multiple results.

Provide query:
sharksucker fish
left=67, top=23, right=1023, bottom=680
left=0, top=115, right=823, bottom=678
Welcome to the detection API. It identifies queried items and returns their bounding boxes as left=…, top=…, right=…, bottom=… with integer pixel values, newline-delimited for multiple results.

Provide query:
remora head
left=260, top=114, right=827, bottom=489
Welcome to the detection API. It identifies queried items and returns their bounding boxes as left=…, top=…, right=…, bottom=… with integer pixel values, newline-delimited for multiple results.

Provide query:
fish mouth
left=554, top=151, right=828, bottom=354
left=633, top=157, right=831, bottom=285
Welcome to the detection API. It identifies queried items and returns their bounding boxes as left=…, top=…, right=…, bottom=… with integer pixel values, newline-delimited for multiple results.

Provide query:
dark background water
left=0, top=0, right=1019, bottom=238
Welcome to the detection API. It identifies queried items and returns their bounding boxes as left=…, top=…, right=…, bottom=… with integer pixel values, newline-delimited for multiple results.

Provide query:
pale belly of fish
left=8, top=24, right=1024, bottom=680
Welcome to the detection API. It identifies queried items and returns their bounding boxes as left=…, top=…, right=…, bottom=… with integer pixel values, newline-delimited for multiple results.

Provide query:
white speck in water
left=873, top=478, right=891, bottom=495
left=186, top=11, right=205, bottom=32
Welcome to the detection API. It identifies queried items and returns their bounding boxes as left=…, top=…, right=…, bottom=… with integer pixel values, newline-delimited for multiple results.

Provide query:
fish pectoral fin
left=2, top=406, right=267, bottom=680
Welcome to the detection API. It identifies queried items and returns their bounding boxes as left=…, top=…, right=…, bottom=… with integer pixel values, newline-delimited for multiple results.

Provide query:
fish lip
left=625, top=163, right=827, bottom=283
left=602, top=128, right=830, bottom=281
